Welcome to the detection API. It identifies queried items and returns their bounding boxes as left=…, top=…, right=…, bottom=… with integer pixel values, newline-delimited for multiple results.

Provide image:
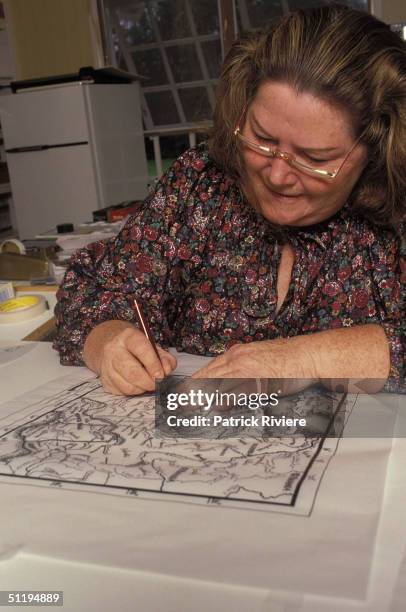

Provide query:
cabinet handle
left=6, top=141, right=88, bottom=153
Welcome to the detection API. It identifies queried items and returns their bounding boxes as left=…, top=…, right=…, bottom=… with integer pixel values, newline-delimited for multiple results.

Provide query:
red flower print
left=192, top=159, right=205, bottom=172
left=379, top=279, right=395, bottom=291
left=135, top=254, right=153, bottom=273
left=130, top=226, right=142, bottom=241
left=353, top=289, right=369, bottom=308
left=337, top=266, right=351, bottom=282
left=178, top=244, right=192, bottom=260
left=308, top=262, right=321, bottom=277
left=144, top=227, right=158, bottom=241
left=195, top=298, right=210, bottom=313
left=323, top=281, right=342, bottom=297
left=245, top=269, right=257, bottom=284
left=352, top=254, right=362, bottom=268
left=163, top=239, right=176, bottom=258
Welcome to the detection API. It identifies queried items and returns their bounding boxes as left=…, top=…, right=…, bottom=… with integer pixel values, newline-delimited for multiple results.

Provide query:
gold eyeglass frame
left=234, top=108, right=365, bottom=180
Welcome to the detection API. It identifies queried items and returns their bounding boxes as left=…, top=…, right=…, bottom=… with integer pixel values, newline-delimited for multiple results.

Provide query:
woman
left=54, top=4, right=405, bottom=396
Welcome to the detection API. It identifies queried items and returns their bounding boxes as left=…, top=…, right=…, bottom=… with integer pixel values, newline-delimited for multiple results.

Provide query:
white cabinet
left=0, top=81, right=149, bottom=238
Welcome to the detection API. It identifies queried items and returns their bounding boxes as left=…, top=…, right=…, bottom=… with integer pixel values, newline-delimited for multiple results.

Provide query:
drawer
left=0, top=83, right=91, bottom=148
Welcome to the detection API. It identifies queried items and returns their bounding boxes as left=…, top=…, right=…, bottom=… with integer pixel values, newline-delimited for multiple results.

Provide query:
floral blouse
left=54, top=143, right=405, bottom=391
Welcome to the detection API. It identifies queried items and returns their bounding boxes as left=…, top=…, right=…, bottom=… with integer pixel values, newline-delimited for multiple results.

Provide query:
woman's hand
left=192, top=338, right=318, bottom=395
left=83, top=320, right=177, bottom=395
left=193, top=338, right=315, bottom=378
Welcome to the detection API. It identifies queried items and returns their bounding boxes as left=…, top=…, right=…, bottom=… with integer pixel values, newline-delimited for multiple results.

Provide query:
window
left=103, top=0, right=220, bottom=129
left=103, top=0, right=369, bottom=128
left=100, top=0, right=370, bottom=176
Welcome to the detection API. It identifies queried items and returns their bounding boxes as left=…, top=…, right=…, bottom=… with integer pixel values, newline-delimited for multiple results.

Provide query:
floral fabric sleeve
left=370, top=226, right=405, bottom=392
left=53, top=151, right=205, bottom=365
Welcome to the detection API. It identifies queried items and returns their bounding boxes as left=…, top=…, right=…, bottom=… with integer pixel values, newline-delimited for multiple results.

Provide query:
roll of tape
left=0, top=295, right=47, bottom=324
left=0, top=238, right=26, bottom=255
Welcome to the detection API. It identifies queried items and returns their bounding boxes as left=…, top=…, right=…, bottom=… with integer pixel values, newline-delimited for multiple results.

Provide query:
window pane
left=155, top=0, right=191, bottom=40
left=144, top=91, right=180, bottom=125
left=201, top=40, right=222, bottom=79
left=117, top=3, right=155, bottom=45
left=132, top=49, right=168, bottom=85
left=236, top=0, right=284, bottom=29
left=191, top=0, right=220, bottom=35
left=236, top=0, right=369, bottom=31
left=178, top=88, right=212, bottom=122
left=165, top=45, right=202, bottom=82
left=288, top=0, right=367, bottom=9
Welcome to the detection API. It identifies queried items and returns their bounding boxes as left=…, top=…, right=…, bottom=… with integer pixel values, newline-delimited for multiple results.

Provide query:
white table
left=0, top=343, right=405, bottom=612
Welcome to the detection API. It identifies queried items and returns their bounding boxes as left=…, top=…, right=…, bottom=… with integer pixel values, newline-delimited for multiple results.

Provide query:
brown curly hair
left=208, top=4, right=406, bottom=227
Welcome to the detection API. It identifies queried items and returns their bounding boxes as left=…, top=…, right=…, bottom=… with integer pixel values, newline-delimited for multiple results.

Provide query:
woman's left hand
left=192, top=338, right=317, bottom=381
left=192, top=325, right=391, bottom=395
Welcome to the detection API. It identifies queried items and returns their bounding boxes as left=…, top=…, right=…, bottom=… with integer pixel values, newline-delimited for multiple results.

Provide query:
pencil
left=133, top=297, right=164, bottom=367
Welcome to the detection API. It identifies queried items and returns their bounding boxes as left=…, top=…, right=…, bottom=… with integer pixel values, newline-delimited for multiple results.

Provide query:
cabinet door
left=85, top=84, right=149, bottom=203
left=7, top=144, right=99, bottom=238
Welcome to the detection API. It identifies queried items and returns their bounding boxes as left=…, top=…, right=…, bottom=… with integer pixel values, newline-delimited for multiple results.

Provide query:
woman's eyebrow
left=250, top=114, right=278, bottom=140
left=250, top=113, right=341, bottom=153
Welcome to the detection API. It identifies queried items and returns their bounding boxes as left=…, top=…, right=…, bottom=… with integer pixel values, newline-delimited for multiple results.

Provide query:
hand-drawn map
left=0, top=373, right=354, bottom=515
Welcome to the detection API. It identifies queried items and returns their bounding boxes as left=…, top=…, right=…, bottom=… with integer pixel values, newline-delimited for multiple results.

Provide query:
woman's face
left=240, top=81, right=368, bottom=226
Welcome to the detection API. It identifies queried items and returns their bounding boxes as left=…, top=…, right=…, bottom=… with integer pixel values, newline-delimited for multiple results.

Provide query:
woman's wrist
left=298, top=325, right=390, bottom=392
left=261, top=336, right=320, bottom=380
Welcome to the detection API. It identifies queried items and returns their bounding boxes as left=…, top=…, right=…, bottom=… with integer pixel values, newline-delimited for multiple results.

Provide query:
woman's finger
left=158, top=348, right=178, bottom=376
left=108, top=364, right=154, bottom=395
left=124, top=331, right=166, bottom=379
left=111, top=353, right=156, bottom=393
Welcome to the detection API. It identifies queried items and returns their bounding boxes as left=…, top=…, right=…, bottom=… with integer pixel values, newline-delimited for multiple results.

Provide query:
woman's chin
left=258, top=197, right=313, bottom=226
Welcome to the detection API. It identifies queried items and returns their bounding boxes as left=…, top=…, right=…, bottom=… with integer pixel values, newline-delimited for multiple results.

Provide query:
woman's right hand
left=83, top=320, right=177, bottom=396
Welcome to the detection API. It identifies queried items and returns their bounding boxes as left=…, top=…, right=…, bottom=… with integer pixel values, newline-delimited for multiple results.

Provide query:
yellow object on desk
left=0, top=295, right=47, bottom=323
left=0, top=238, right=26, bottom=255
left=0, top=252, right=50, bottom=281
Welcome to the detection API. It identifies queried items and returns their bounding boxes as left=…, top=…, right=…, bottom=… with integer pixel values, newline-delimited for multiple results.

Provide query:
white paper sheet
left=171, top=349, right=211, bottom=375
left=0, top=373, right=349, bottom=515
left=0, top=343, right=38, bottom=367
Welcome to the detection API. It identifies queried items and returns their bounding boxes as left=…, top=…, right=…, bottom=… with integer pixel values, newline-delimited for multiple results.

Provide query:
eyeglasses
left=234, top=113, right=364, bottom=180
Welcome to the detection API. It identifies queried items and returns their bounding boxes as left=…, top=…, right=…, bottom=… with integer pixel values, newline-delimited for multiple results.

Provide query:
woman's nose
left=265, top=155, right=297, bottom=188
